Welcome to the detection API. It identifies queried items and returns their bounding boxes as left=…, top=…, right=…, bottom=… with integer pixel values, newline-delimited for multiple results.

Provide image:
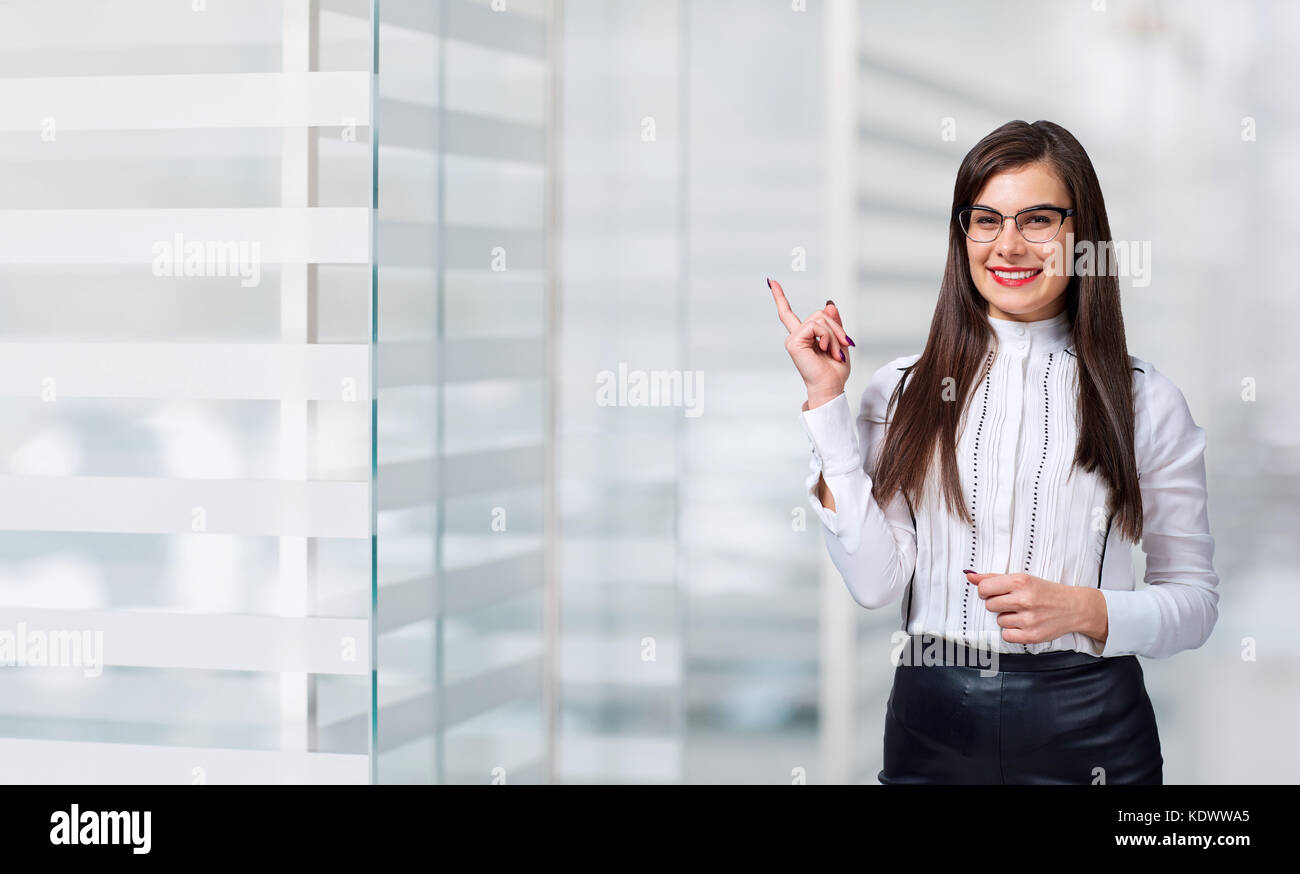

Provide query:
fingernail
left=826, top=299, right=834, bottom=306
left=845, top=335, right=855, bottom=346
left=963, top=568, right=975, bottom=574
left=839, top=350, right=845, bottom=362
left=766, top=278, right=773, bottom=289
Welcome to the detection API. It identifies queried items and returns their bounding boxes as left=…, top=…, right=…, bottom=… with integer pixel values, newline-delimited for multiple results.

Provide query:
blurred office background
left=0, top=0, right=1294, bottom=783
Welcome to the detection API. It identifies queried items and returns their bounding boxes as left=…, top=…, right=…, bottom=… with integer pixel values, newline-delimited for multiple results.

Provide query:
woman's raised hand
left=769, top=278, right=854, bottom=408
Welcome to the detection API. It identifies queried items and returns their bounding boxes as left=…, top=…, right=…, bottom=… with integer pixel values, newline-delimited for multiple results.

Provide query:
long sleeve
left=799, top=358, right=918, bottom=609
left=1096, top=362, right=1220, bottom=658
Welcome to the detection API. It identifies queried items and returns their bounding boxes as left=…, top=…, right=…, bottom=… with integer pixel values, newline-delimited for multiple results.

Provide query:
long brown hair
left=871, top=119, right=1143, bottom=544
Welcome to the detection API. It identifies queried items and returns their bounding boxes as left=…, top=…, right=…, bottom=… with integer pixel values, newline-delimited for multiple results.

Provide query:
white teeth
left=992, top=268, right=1039, bottom=280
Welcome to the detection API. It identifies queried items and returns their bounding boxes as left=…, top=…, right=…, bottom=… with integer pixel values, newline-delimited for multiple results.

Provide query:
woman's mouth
left=988, top=266, right=1043, bottom=287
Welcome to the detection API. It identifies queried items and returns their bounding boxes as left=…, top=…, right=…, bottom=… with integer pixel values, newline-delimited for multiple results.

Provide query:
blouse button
left=1014, top=326, right=1026, bottom=336
left=1017, top=341, right=1028, bottom=352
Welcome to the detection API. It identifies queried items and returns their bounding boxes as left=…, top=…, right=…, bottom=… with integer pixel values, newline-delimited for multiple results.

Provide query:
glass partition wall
left=0, top=0, right=556, bottom=784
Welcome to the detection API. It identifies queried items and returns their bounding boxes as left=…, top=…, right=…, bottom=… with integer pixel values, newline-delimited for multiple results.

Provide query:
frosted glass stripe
left=0, top=738, right=367, bottom=784
left=376, top=446, right=543, bottom=510
left=447, top=757, right=546, bottom=785
left=446, top=226, right=544, bottom=270
left=0, top=208, right=369, bottom=265
left=374, top=223, right=545, bottom=270
left=376, top=458, right=434, bottom=511
left=0, top=476, right=369, bottom=538
left=444, top=0, right=547, bottom=57
left=0, top=342, right=369, bottom=400
left=0, top=72, right=370, bottom=132
left=376, top=339, right=545, bottom=387
left=0, top=607, right=367, bottom=675
left=375, top=550, right=545, bottom=631
left=443, top=338, right=545, bottom=382
left=442, top=109, right=546, bottom=163
left=345, top=0, right=546, bottom=56
left=374, top=98, right=437, bottom=152
left=443, top=551, right=544, bottom=614
left=443, top=657, right=542, bottom=728
left=377, top=100, right=546, bottom=162
left=328, top=657, right=542, bottom=752
left=375, top=219, right=435, bottom=268
left=376, top=340, right=435, bottom=387
left=374, top=574, right=436, bottom=633
left=444, top=445, right=543, bottom=496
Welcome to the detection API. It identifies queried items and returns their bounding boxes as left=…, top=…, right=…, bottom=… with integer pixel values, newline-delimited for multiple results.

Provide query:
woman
left=769, top=120, right=1218, bottom=785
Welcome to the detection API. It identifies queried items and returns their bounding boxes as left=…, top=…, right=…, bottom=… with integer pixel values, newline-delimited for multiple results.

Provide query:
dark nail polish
left=838, top=350, right=845, bottom=362
left=963, top=568, right=975, bottom=574
left=846, top=335, right=855, bottom=346
left=826, top=299, right=834, bottom=306
left=766, top=278, right=773, bottom=289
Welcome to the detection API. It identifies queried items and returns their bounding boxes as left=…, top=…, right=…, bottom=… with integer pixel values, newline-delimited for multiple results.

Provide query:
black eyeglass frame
left=954, top=205, right=1076, bottom=243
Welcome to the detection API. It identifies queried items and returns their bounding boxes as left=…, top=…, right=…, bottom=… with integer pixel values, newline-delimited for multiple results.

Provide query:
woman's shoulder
left=858, top=353, right=923, bottom=419
left=868, top=353, right=923, bottom=384
left=864, top=353, right=923, bottom=395
left=1127, top=354, right=1190, bottom=410
left=1126, top=354, right=1207, bottom=469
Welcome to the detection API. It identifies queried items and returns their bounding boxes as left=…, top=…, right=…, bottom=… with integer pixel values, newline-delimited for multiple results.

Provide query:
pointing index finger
left=768, top=278, right=802, bottom=334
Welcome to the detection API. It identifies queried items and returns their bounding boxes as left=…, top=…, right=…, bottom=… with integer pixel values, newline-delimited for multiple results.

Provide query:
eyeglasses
left=955, top=205, right=1075, bottom=244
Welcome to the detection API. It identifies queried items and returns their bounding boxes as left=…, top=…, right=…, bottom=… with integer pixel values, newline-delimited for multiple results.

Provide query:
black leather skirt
left=879, top=633, right=1163, bottom=785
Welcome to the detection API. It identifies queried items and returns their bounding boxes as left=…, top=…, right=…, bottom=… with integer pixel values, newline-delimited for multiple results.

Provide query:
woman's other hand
left=965, top=571, right=1109, bottom=646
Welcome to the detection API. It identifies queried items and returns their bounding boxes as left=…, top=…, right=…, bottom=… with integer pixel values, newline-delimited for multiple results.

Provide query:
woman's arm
left=1093, top=361, right=1220, bottom=658
left=799, top=358, right=919, bottom=609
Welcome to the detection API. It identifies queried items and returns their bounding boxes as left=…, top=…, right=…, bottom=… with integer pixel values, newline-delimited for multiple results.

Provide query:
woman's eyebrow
left=970, top=202, right=1059, bottom=211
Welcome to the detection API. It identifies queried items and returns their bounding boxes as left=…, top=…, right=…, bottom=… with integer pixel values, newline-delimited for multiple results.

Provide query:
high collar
left=986, top=310, right=1073, bottom=356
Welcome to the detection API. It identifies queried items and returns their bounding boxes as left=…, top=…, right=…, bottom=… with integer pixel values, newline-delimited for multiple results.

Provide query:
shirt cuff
left=1097, top=588, right=1162, bottom=657
left=798, top=392, right=860, bottom=476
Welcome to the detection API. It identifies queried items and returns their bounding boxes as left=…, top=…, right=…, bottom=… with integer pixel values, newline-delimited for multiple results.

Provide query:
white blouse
left=799, top=310, right=1219, bottom=658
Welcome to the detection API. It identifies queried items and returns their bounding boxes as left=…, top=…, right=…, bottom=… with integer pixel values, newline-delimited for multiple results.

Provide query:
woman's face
left=965, top=161, right=1073, bottom=322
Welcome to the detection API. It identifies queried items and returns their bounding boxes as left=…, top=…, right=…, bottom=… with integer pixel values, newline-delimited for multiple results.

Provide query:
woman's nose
left=995, top=219, right=1027, bottom=256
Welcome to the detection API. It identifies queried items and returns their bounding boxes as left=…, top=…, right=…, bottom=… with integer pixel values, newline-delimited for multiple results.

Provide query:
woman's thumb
left=824, top=300, right=842, bottom=325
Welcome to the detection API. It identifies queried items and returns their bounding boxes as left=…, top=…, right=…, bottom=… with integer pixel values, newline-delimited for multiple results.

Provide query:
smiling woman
left=777, top=119, right=1219, bottom=785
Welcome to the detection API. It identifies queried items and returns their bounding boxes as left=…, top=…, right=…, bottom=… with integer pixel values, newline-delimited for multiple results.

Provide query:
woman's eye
left=975, top=216, right=998, bottom=225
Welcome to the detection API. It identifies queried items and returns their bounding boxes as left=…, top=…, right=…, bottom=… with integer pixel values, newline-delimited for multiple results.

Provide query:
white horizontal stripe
left=0, top=342, right=369, bottom=400
left=0, top=737, right=367, bottom=784
left=0, top=72, right=370, bottom=131
left=0, top=476, right=369, bottom=538
left=0, top=607, right=367, bottom=675
left=0, top=208, right=368, bottom=265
